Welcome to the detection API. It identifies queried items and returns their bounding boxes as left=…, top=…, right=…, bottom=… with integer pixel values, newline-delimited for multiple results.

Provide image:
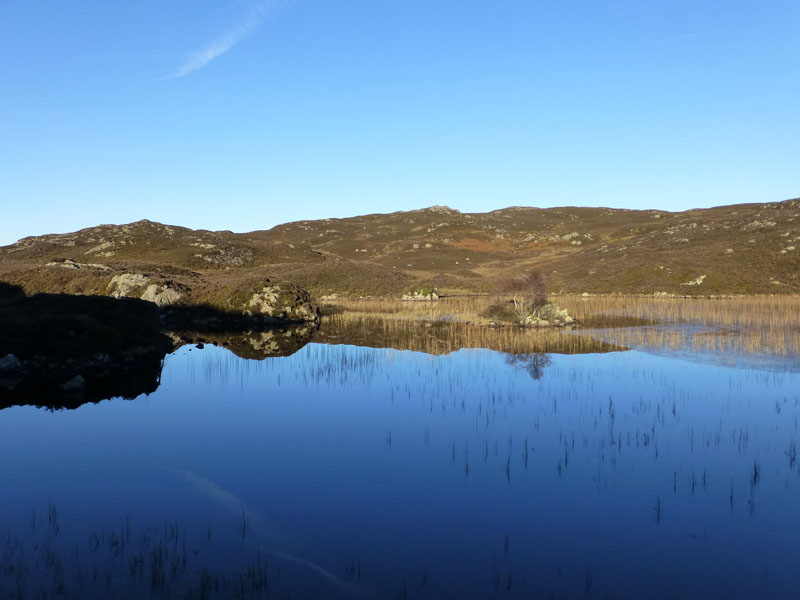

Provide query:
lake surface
left=2, top=326, right=800, bottom=599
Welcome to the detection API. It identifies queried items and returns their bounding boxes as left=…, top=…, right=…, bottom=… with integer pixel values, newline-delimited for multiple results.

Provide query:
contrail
left=169, top=467, right=370, bottom=598
left=161, top=0, right=286, bottom=80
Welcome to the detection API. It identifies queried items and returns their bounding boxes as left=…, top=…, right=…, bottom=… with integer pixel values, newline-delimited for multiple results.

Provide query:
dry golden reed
left=323, top=295, right=800, bottom=357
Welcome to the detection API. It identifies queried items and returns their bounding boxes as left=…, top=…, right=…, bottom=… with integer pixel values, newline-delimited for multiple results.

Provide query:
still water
left=2, top=330, right=800, bottom=599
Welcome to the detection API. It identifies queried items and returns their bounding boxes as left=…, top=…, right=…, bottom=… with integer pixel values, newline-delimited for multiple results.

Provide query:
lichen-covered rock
left=45, top=259, right=110, bottom=271
left=681, top=274, right=707, bottom=287
left=199, top=246, right=254, bottom=266
left=139, top=283, right=184, bottom=307
left=523, top=304, right=574, bottom=328
left=402, top=286, right=439, bottom=301
left=107, top=274, right=185, bottom=307
left=107, top=273, right=151, bottom=298
left=245, top=281, right=319, bottom=323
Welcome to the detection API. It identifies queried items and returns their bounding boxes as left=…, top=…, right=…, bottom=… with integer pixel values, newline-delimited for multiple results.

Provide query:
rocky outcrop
left=197, top=246, right=254, bottom=266
left=107, top=274, right=186, bottom=307
left=681, top=274, right=707, bottom=287
left=45, top=259, right=110, bottom=271
left=107, top=273, right=150, bottom=298
left=523, top=304, right=574, bottom=328
left=244, top=280, right=320, bottom=323
left=139, top=283, right=184, bottom=306
left=402, top=287, right=440, bottom=301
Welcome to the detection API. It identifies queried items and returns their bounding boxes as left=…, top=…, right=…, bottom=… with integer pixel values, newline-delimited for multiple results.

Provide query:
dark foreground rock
left=0, top=284, right=173, bottom=408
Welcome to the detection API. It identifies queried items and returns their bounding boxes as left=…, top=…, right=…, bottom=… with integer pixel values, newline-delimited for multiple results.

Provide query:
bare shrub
left=501, top=271, right=549, bottom=321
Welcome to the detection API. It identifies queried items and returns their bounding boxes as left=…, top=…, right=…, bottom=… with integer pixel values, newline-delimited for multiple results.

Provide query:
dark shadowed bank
left=0, top=282, right=319, bottom=410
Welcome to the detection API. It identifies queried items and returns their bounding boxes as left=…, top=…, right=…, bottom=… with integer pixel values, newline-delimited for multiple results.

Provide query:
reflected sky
left=2, top=342, right=800, bottom=598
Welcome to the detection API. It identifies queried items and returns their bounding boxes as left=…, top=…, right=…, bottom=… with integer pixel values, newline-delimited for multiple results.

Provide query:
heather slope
left=2, top=199, right=799, bottom=297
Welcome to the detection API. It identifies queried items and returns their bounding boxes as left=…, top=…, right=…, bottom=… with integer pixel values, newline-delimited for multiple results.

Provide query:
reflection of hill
left=316, top=316, right=625, bottom=356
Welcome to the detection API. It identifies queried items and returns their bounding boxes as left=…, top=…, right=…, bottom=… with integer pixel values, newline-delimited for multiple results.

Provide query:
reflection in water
left=172, top=325, right=318, bottom=361
left=316, top=315, right=623, bottom=356
left=15, top=302, right=798, bottom=411
left=1, top=317, right=625, bottom=409
left=0, top=325, right=317, bottom=410
left=2, top=339, right=800, bottom=598
left=504, top=352, right=552, bottom=380
left=578, top=323, right=800, bottom=373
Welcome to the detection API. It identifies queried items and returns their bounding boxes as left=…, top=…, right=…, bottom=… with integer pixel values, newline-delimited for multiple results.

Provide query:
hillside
left=1, top=199, right=799, bottom=298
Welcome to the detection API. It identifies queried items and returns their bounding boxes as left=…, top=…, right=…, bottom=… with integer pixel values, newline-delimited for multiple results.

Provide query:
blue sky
left=1, top=1, right=798, bottom=245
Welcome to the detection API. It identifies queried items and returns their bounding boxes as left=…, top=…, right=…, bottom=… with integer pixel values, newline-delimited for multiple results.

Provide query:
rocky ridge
left=2, top=199, right=799, bottom=296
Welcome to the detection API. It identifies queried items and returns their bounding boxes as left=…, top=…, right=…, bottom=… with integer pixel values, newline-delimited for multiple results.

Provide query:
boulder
left=60, top=374, right=86, bottom=394
left=140, top=283, right=184, bottom=307
left=0, top=354, right=21, bottom=372
left=245, top=281, right=320, bottom=323
left=107, top=274, right=185, bottom=306
left=107, top=273, right=151, bottom=298
left=402, top=286, right=440, bottom=301
left=45, top=259, right=110, bottom=271
left=523, top=304, right=574, bottom=328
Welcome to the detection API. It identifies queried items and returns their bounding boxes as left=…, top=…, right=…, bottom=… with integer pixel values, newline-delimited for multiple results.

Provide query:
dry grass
left=322, top=295, right=800, bottom=356
left=557, top=295, right=800, bottom=356
left=319, top=314, right=619, bottom=356
left=321, top=295, right=501, bottom=322
left=556, top=295, right=800, bottom=330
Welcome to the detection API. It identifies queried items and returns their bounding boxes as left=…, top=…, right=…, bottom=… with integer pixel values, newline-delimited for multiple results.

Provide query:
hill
left=1, top=199, right=799, bottom=298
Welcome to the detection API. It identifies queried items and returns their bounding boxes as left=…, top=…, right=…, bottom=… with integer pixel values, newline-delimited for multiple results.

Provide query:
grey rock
left=245, top=281, right=319, bottom=322
left=0, top=354, right=21, bottom=372
left=107, top=274, right=185, bottom=306
left=107, top=273, right=150, bottom=298
left=45, top=259, right=110, bottom=270
left=140, top=283, right=183, bottom=306
left=60, top=374, right=86, bottom=394
left=523, top=304, right=574, bottom=328
left=401, top=287, right=440, bottom=301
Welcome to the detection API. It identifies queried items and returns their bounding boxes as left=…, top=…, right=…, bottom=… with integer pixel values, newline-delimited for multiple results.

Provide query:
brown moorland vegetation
left=2, top=199, right=799, bottom=300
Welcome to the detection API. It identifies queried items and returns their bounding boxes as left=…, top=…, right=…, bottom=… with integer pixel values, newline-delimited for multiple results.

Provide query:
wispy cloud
left=161, top=0, right=284, bottom=80
left=169, top=467, right=357, bottom=595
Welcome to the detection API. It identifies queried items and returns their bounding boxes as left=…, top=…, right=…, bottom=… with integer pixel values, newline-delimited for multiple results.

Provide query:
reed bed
left=579, top=322, right=800, bottom=357
left=558, top=295, right=800, bottom=357
left=318, top=315, right=619, bottom=356
left=321, top=295, right=497, bottom=322
left=556, top=295, right=800, bottom=331
left=0, top=507, right=271, bottom=600
left=322, top=295, right=800, bottom=357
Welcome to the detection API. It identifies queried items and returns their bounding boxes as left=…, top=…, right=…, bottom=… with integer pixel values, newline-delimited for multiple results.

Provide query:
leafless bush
left=501, top=271, right=549, bottom=321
